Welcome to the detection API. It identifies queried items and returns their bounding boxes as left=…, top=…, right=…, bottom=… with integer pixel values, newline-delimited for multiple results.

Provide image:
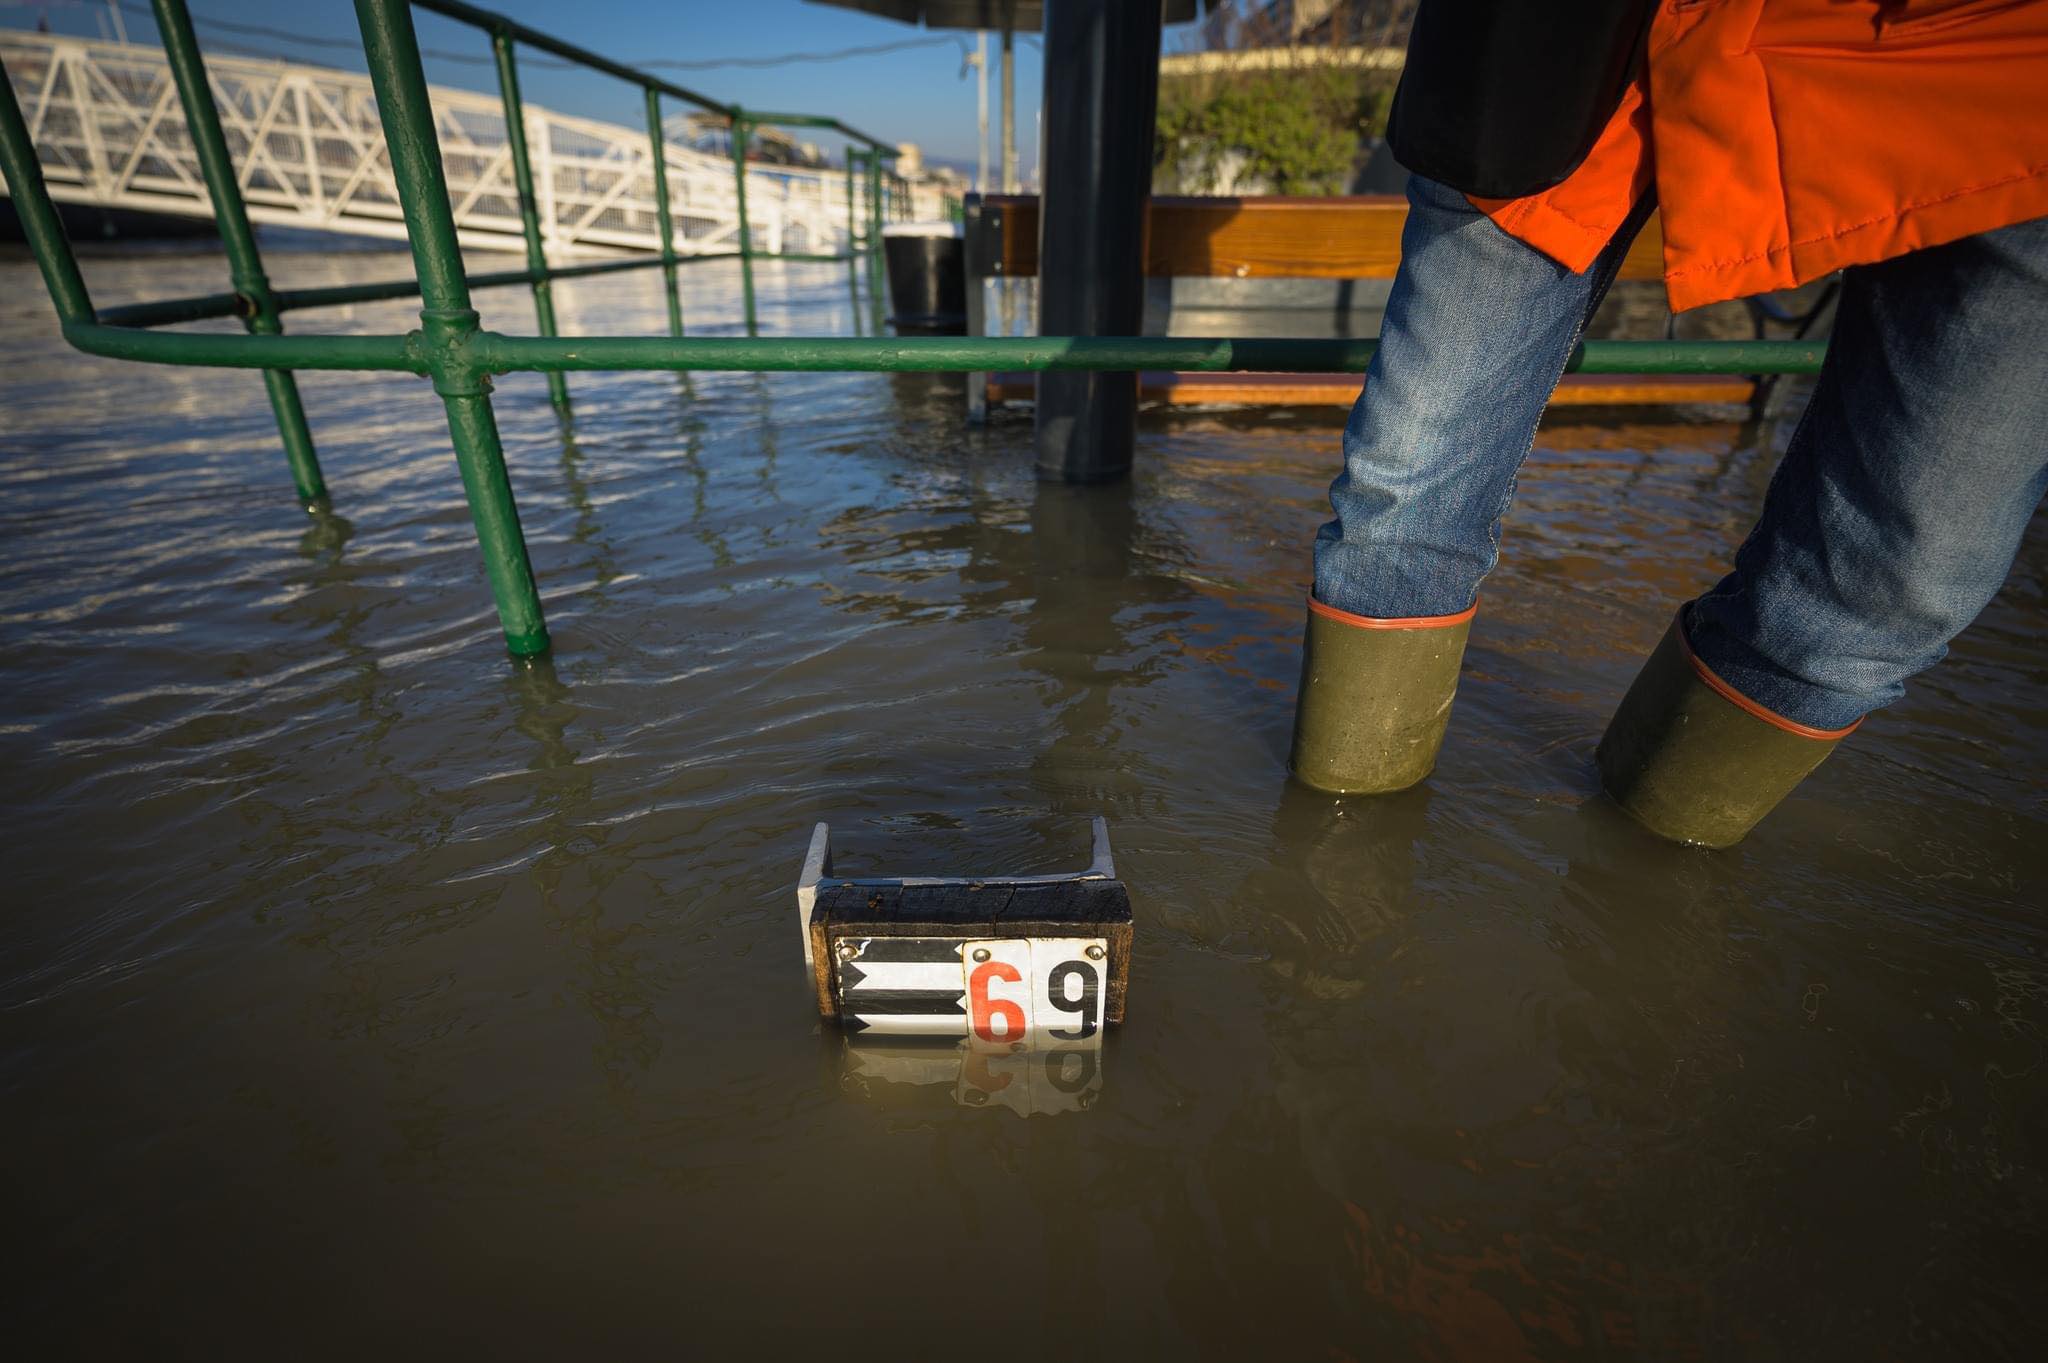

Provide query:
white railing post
left=294, top=78, right=324, bottom=217
left=25, top=40, right=62, bottom=143
left=75, top=50, right=111, bottom=194
left=534, top=111, right=558, bottom=251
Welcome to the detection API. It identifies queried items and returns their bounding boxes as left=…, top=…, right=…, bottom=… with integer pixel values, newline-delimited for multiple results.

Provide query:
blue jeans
left=1313, top=174, right=2048, bottom=731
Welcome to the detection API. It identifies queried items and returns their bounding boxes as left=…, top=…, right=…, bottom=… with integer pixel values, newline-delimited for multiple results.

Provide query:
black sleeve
left=1387, top=0, right=1657, bottom=199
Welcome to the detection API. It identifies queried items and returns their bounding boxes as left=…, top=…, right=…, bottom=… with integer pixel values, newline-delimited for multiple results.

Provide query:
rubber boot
left=1288, top=598, right=1473, bottom=795
left=1596, top=612, right=1857, bottom=848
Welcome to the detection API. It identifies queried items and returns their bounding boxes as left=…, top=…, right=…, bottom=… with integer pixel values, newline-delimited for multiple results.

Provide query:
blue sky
left=11, top=1, right=1210, bottom=176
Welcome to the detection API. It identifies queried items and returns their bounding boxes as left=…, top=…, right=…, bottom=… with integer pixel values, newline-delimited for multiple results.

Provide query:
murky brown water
left=3, top=245, right=2044, bottom=1360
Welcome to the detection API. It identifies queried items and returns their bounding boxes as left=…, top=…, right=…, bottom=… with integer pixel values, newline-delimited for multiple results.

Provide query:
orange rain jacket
left=1473, top=0, right=2048, bottom=312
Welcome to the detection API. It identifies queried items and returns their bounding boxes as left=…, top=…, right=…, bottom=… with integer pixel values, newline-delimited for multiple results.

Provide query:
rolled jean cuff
left=1306, top=543, right=1485, bottom=622
left=1308, top=594, right=1477, bottom=630
left=1680, top=604, right=1867, bottom=737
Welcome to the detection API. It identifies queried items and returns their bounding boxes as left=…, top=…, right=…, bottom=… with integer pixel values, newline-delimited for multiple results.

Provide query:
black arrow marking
left=839, top=990, right=967, bottom=1015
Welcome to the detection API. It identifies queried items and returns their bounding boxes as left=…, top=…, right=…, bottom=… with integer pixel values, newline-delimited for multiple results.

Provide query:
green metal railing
left=0, top=0, right=1828, bottom=660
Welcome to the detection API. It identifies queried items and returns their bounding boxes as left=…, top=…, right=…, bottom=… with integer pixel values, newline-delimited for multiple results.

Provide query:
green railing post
left=644, top=86, right=684, bottom=339
left=0, top=63, right=95, bottom=325
left=355, top=0, right=549, bottom=658
left=490, top=27, right=569, bottom=415
left=730, top=108, right=758, bottom=336
left=844, top=147, right=861, bottom=260
left=865, top=151, right=883, bottom=302
left=151, top=0, right=327, bottom=508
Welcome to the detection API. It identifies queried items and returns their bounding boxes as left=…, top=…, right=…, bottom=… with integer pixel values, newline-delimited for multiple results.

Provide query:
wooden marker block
left=797, top=818, right=1135, bottom=1036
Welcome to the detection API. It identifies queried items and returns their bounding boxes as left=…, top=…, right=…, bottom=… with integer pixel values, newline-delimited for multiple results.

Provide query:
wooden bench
left=962, top=194, right=1750, bottom=416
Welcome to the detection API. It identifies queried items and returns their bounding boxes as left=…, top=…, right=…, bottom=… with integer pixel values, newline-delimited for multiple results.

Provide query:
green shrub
left=1156, top=67, right=1395, bottom=195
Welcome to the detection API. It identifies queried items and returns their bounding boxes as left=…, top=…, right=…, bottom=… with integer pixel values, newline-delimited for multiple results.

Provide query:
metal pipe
left=976, top=31, right=988, bottom=195
left=355, top=0, right=550, bottom=658
left=738, top=109, right=895, bottom=151
left=0, top=64, right=95, bottom=325
left=412, top=0, right=730, bottom=116
left=1000, top=10, right=1015, bottom=193
left=96, top=292, right=246, bottom=328
left=95, top=255, right=741, bottom=329
left=833, top=122, right=896, bottom=152
left=645, top=86, right=685, bottom=341
left=55, top=320, right=1826, bottom=375
left=997, top=6, right=1018, bottom=351
left=866, top=150, right=883, bottom=302
left=152, top=0, right=328, bottom=507
left=63, top=322, right=425, bottom=370
left=845, top=147, right=860, bottom=258
left=276, top=258, right=673, bottom=313
left=739, top=111, right=847, bottom=132
left=847, top=248, right=864, bottom=338
left=471, top=334, right=1828, bottom=375
left=731, top=109, right=757, bottom=336
left=492, top=30, right=569, bottom=413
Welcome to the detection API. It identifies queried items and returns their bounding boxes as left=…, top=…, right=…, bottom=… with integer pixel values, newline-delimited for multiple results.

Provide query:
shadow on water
left=551, top=416, right=620, bottom=591
left=857, top=370, right=1206, bottom=835
left=505, top=657, right=665, bottom=1095
left=663, top=371, right=736, bottom=573
left=1014, top=480, right=1161, bottom=815
left=277, top=508, right=407, bottom=747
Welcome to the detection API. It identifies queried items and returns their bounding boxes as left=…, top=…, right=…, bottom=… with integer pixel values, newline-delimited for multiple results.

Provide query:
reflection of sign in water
left=837, top=936, right=1107, bottom=1039
left=841, top=1035, right=1104, bottom=1117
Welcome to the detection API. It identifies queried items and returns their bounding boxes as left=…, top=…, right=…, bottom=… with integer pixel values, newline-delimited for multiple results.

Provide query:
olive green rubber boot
left=1596, top=614, right=1854, bottom=848
left=1288, top=601, right=1472, bottom=795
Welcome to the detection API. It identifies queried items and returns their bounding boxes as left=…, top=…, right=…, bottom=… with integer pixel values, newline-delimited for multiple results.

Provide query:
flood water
left=3, top=244, right=2044, bottom=1360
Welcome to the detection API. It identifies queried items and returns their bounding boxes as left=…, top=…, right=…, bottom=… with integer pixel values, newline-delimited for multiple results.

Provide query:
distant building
left=668, top=112, right=830, bottom=169
left=893, top=142, right=971, bottom=219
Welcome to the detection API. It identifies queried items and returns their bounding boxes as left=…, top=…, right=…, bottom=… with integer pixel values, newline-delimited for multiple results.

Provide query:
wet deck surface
left=3, top=247, right=2044, bottom=1359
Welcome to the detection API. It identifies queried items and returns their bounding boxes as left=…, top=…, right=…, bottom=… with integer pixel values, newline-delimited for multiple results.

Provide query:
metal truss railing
left=0, top=29, right=921, bottom=257
left=0, top=0, right=1826, bottom=660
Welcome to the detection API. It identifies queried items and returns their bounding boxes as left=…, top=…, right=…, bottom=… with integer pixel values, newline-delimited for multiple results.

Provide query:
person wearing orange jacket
left=1290, top=0, right=2048, bottom=846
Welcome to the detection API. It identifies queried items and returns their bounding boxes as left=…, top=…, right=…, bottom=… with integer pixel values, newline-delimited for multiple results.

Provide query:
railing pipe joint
left=417, top=307, right=490, bottom=397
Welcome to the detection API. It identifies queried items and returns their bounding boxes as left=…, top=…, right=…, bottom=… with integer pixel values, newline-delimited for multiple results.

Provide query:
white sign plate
left=837, top=936, right=1108, bottom=1040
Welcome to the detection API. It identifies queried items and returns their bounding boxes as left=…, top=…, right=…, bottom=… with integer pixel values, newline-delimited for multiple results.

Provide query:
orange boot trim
left=1307, top=596, right=1478, bottom=631
left=1673, top=612, right=1862, bottom=742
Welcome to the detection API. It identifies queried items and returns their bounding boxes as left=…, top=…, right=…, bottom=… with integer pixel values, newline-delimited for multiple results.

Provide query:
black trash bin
left=882, top=221, right=966, bottom=335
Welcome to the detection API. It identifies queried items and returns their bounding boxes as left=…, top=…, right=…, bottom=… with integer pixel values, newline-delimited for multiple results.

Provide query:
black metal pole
left=1034, top=0, right=1161, bottom=484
